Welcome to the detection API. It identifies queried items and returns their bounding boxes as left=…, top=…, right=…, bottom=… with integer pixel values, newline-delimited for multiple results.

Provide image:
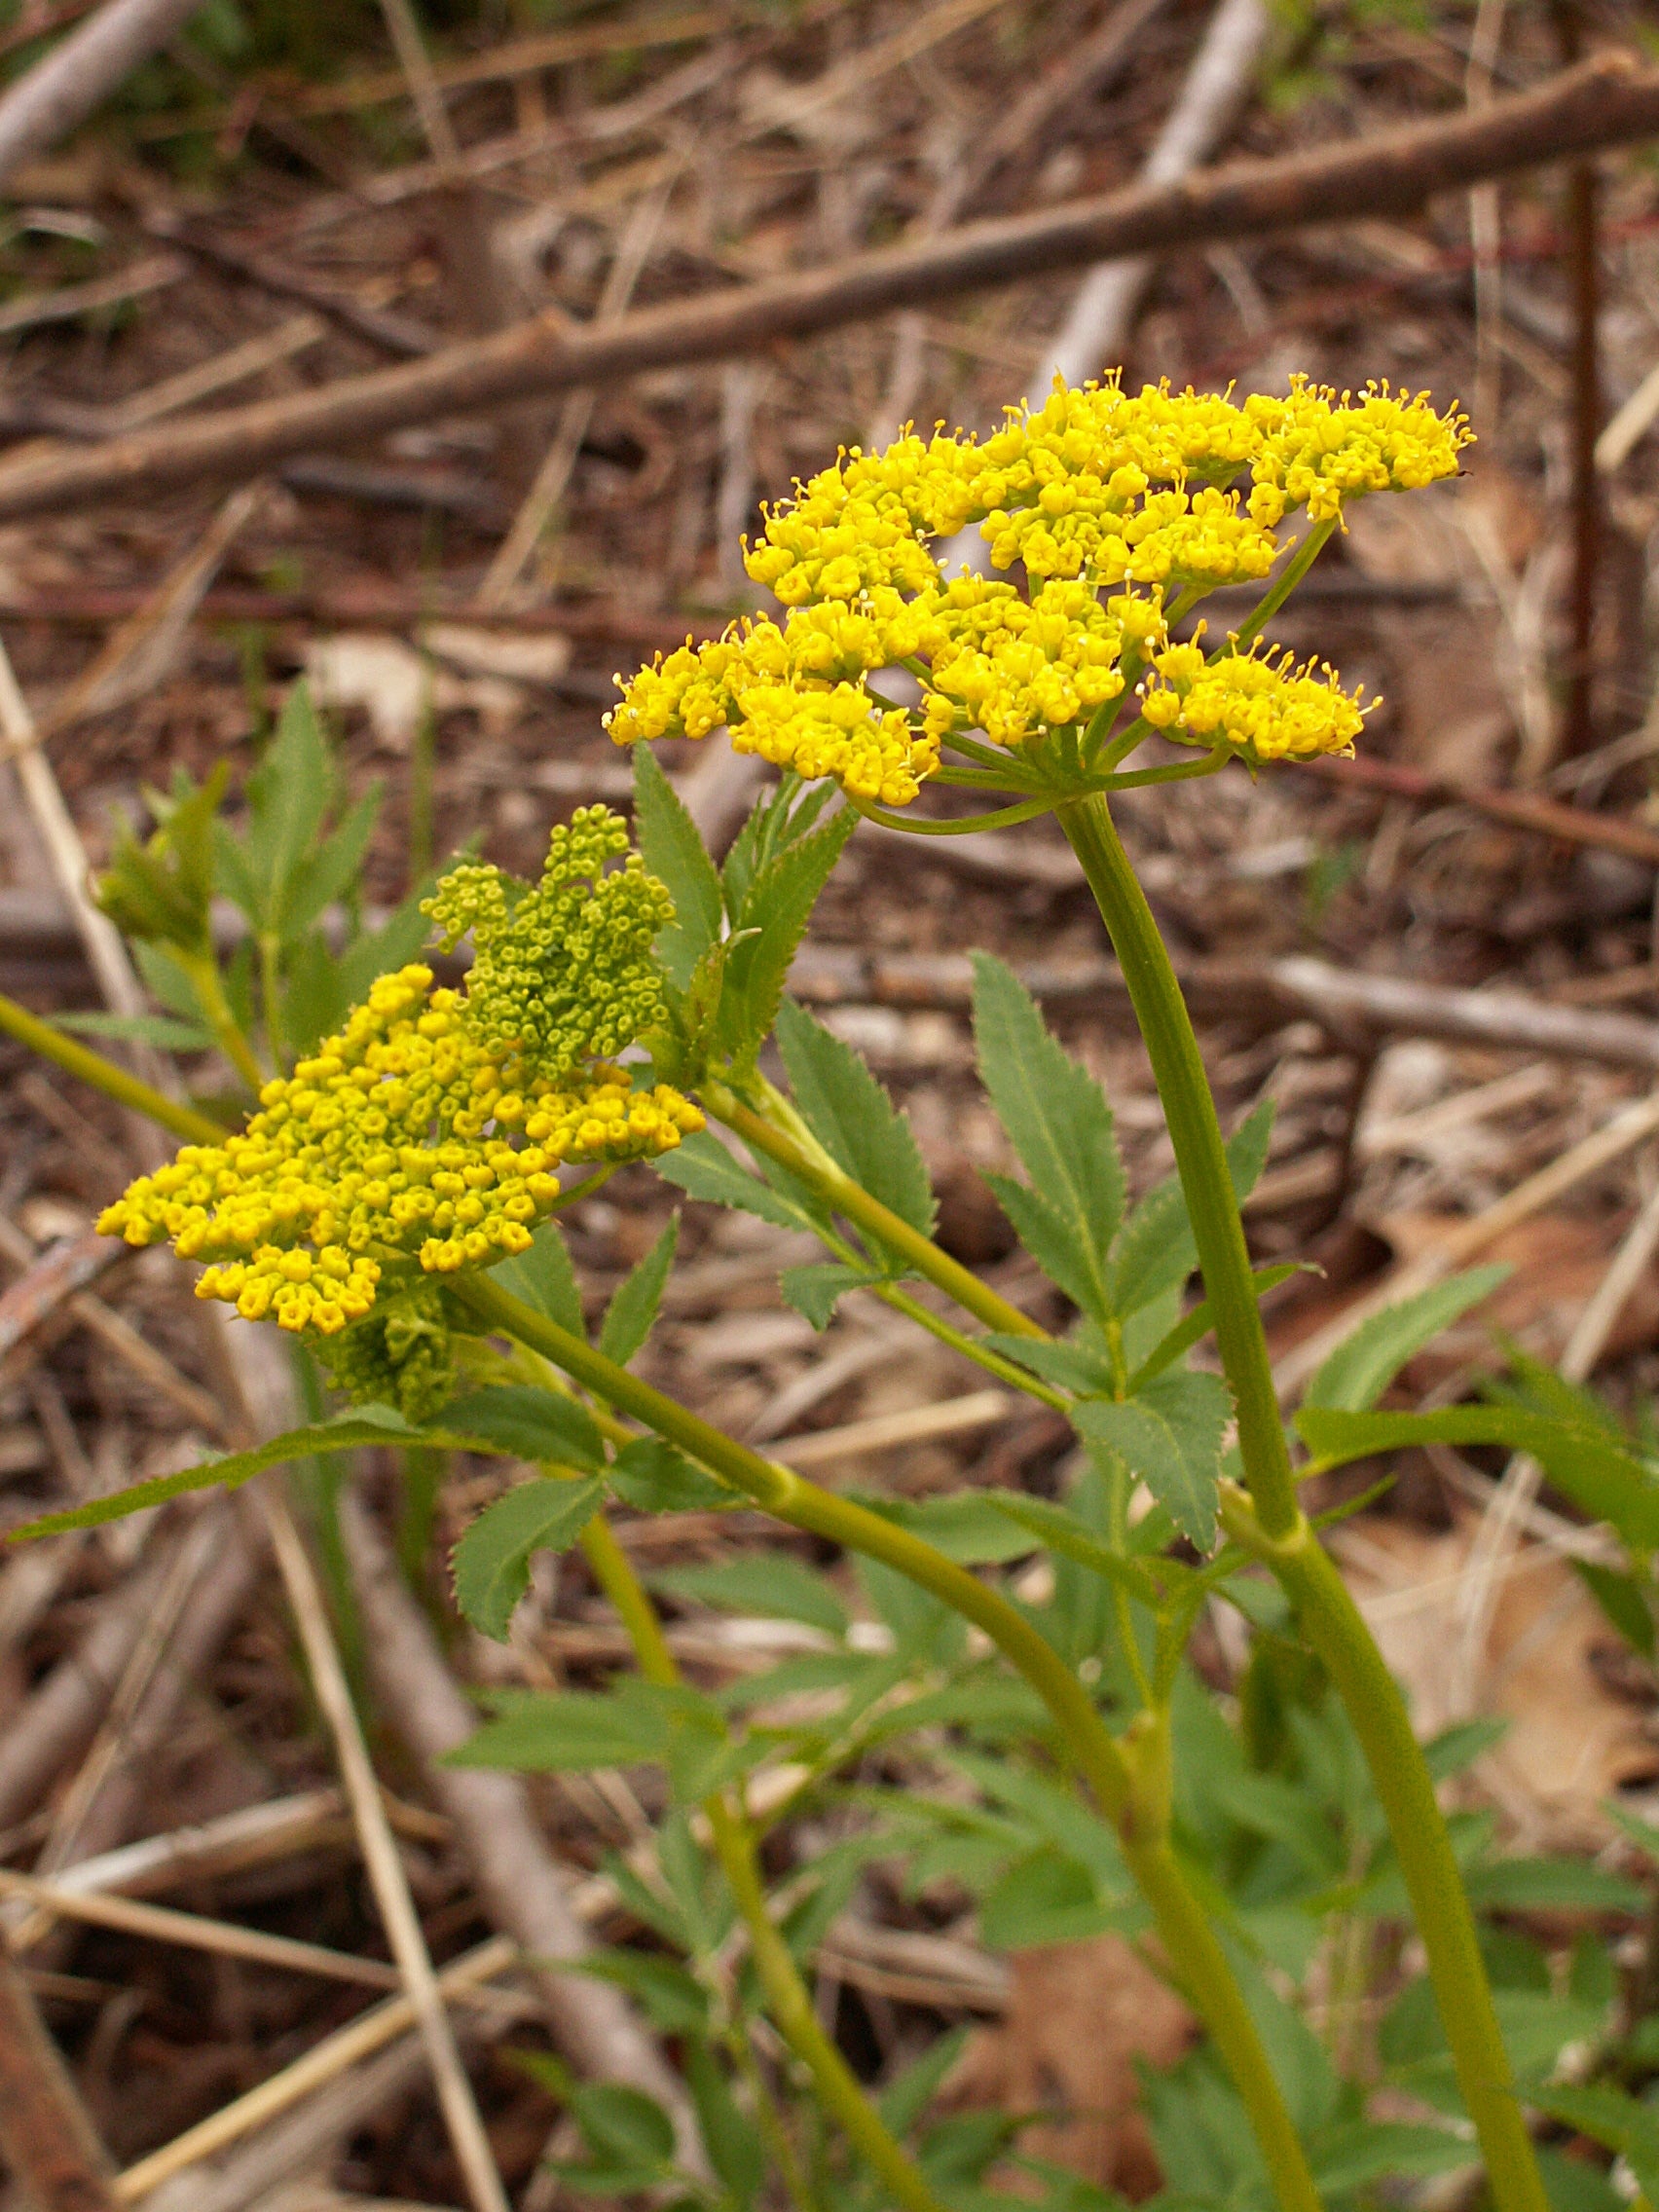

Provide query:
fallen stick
left=0, top=0, right=218, bottom=189
left=0, top=584, right=721, bottom=648
left=2, top=52, right=1655, bottom=518
left=788, top=943, right=1659, bottom=1069
left=339, top=1493, right=708, bottom=2168
left=1297, top=752, right=1659, bottom=869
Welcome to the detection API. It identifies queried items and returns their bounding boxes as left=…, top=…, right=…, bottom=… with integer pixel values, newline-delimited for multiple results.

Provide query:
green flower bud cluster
left=310, top=1280, right=458, bottom=1423
left=424, top=808, right=675, bottom=1084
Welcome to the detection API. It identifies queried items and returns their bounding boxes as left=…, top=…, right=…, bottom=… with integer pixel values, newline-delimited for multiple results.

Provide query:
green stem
left=705, top=1081, right=1045, bottom=1344
left=1222, top=1489, right=1547, bottom=2212
left=258, top=930, right=287, bottom=1077
left=1061, top=791, right=1547, bottom=2212
left=850, top=796, right=1052, bottom=836
left=453, top=1273, right=1325, bottom=2212
left=1059, top=794, right=1300, bottom=1539
left=0, top=987, right=225, bottom=1147
left=178, top=947, right=265, bottom=1094
left=578, top=1513, right=947, bottom=2212
left=1226, top=518, right=1337, bottom=655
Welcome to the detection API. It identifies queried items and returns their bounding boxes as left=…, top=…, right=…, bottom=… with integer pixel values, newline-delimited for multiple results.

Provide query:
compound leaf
left=777, top=997, right=935, bottom=1237
left=632, top=746, right=722, bottom=990
left=972, top=953, right=1122, bottom=1319
left=452, top=1475, right=604, bottom=1640
left=1073, top=1369, right=1232, bottom=1548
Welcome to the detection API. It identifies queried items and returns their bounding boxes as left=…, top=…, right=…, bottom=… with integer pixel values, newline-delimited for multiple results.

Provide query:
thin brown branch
left=1, top=52, right=1655, bottom=519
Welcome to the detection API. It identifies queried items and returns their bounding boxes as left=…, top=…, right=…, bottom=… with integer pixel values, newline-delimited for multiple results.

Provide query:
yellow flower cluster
left=607, top=373, right=1465, bottom=804
left=97, top=965, right=704, bottom=1336
left=1141, top=637, right=1373, bottom=761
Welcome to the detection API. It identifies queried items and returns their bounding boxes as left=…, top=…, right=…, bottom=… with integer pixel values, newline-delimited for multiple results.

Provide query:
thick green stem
left=453, top=1274, right=1325, bottom=2212
left=0, top=987, right=224, bottom=1147
left=579, top=1512, right=947, bottom=2212
left=704, top=1082, right=1045, bottom=1344
left=1061, top=792, right=1547, bottom=2212
left=1059, top=794, right=1300, bottom=1538
left=1222, top=1491, right=1547, bottom=2212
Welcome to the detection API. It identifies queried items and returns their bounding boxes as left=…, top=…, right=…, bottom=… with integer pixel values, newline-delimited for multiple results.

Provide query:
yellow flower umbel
left=607, top=374, right=1467, bottom=805
left=99, top=814, right=706, bottom=1343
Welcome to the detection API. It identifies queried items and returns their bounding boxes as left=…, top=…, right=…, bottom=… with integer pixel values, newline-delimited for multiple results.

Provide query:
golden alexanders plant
left=10, top=373, right=1653, bottom=2212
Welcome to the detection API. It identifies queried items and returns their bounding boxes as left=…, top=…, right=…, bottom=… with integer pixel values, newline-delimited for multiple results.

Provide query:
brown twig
left=1552, top=4, right=1603, bottom=757
left=1294, top=751, right=1659, bottom=867
left=144, top=217, right=440, bottom=357
left=3, top=53, right=1657, bottom=519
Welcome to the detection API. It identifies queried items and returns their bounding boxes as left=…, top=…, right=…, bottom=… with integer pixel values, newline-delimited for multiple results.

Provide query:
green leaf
left=1421, top=1716, right=1508, bottom=1781
left=978, top=1847, right=1116, bottom=1949
left=489, top=1222, right=585, bottom=1341
left=632, top=745, right=723, bottom=991
left=608, top=1437, right=734, bottom=1513
left=971, top=953, right=1123, bottom=1321
left=8, top=1406, right=425, bottom=1539
left=443, top=1386, right=605, bottom=1472
left=452, top=1476, right=604, bottom=1640
left=574, top=1949, right=710, bottom=2038
left=721, top=770, right=835, bottom=922
left=282, top=785, right=381, bottom=939
left=1462, top=1857, right=1645, bottom=1912
left=779, top=1260, right=871, bottom=1329
left=1295, top=1404, right=1659, bottom=1548
left=685, top=2041, right=765, bottom=2209
left=648, top=1555, right=848, bottom=1638
left=653, top=1127, right=824, bottom=1235
left=860, top=1491, right=1048, bottom=1566
left=1073, top=1369, right=1232, bottom=1548
left=332, top=880, right=437, bottom=1005
left=1532, top=2079, right=1659, bottom=2207
left=133, top=940, right=209, bottom=1021
left=599, top=1215, right=678, bottom=1368
left=714, top=808, right=856, bottom=1066
left=981, top=1173, right=1109, bottom=1324
left=569, top=2083, right=677, bottom=2174
left=1310, top=2120, right=1474, bottom=2195
left=240, top=682, right=332, bottom=930
left=982, top=1328, right=1118, bottom=1397
left=1111, top=1102, right=1273, bottom=1318
left=776, top=998, right=936, bottom=1238
left=1305, top=1267, right=1510, bottom=1413
left=98, top=765, right=226, bottom=950
left=1127, top=1264, right=1305, bottom=1392
left=449, top=1685, right=663, bottom=1771
left=984, top=1493, right=1166, bottom=1606
left=1573, top=1560, right=1656, bottom=1657
left=52, top=1011, right=212, bottom=1051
